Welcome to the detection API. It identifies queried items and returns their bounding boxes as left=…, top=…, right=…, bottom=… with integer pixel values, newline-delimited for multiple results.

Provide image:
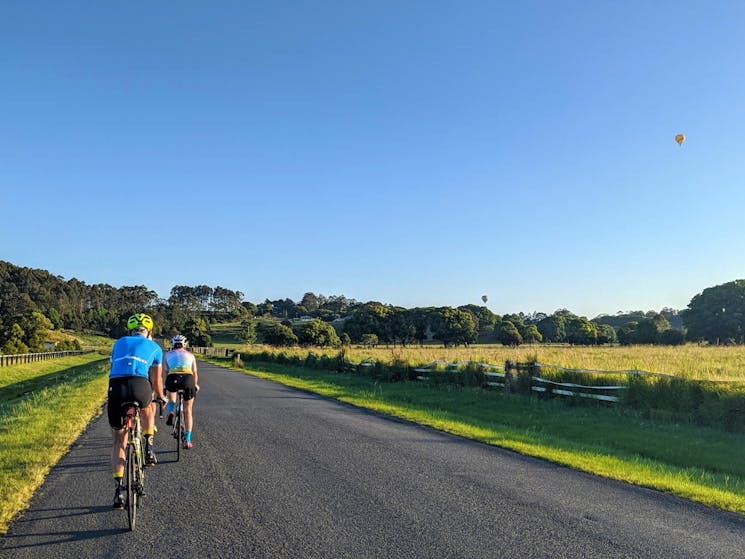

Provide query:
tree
left=596, top=323, right=618, bottom=345
left=263, top=323, right=298, bottom=346
left=409, top=307, right=437, bottom=345
left=522, top=324, right=543, bottom=344
left=18, top=311, right=54, bottom=352
left=659, top=329, right=685, bottom=345
left=458, top=304, right=498, bottom=335
left=1, top=322, right=28, bottom=354
left=388, top=308, right=417, bottom=346
left=536, top=314, right=567, bottom=343
left=498, top=321, right=522, bottom=346
left=565, top=316, right=598, bottom=345
left=296, top=319, right=341, bottom=347
left=360, top=333, right=378, bottom=348
left=343, top=302, right=393, bottom=344
left=681, top=280, right=745, bottom=344
left=300, top=292, right=320, bottom=314
left=617, top=321, right=639, bottom=346
left=241, top=301, right=258, bottom=317
left=237, top=320, right=257, bottom=344
left=431, top=307, right=478, bottom=347
left=183, top=317, right=212, bottom=347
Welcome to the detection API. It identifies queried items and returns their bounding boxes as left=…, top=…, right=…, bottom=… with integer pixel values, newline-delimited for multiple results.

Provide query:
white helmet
left=171, top=334, right=188, bottom=347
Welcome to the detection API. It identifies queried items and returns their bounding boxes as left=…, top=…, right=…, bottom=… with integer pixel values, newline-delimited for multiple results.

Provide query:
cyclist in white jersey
left=164, top=334, right=199, bottom=449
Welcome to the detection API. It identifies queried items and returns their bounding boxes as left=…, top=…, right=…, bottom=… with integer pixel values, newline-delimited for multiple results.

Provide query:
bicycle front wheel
left=126, top=442, right=138, bottom=531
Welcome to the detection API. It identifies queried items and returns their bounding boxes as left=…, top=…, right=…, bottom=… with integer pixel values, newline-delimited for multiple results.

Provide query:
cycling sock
left=144, top=433, right=153, bottom=449
left=167, top=401, right=174, bottom=414
left=185, top=431, right=192, bottom=443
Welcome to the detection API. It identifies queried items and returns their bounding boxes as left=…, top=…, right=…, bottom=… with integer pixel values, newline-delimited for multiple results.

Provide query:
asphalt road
left=2, top=361, right=745, bottom=558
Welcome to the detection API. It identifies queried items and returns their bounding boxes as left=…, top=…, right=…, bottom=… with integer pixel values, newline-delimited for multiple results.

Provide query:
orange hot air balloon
left=675, top=134, right=686, bottom=146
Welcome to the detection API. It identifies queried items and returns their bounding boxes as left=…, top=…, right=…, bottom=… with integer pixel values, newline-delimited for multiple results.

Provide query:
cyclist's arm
left=192, top=356, right=199, bottom=390
left=149, top=363, right=165, bottom=401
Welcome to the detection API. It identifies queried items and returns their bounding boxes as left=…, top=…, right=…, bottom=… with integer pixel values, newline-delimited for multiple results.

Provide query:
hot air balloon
left=675, top=133, right=685, bottom=146
left=481, top=294, right=488, bottom=304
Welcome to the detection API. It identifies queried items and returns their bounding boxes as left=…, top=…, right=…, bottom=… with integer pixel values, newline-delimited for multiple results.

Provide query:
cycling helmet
left=127, top=313, right=154, bottom=331
left=171, top=334, right=188, bottom=347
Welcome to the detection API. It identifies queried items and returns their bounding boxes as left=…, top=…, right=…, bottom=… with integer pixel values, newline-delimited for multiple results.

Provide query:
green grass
left=70, top=331, right=114, bottom=351
left=0, top=352, right=107, bottom=392
left=210, top=322, right=242, bottom=346
left=207, top=356, right=745, bottom=514
left=0, top=355, right=110, bottom=534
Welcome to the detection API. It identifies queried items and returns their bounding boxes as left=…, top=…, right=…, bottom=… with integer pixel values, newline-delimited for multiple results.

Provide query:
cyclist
left=164, top=334, right=199, bottom=449
left=108, top=313, right=165, bottom=508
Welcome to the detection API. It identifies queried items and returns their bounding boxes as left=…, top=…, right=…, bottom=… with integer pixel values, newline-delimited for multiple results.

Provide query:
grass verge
left=0, top=354, right=110, bottom=535
left=206, top=356, right=745, bottom=515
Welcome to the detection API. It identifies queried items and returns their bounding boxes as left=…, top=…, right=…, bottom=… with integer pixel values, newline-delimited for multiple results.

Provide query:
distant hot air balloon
left=675, top=133, right=686, bottom=146
left=481, top=294, right=488, bottom=304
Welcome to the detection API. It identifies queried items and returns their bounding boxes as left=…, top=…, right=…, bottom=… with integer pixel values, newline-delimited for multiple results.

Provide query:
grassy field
left=205, top=355, right=745, bottom=514
left=0, top=353, right=109, bottom=534
left=222, top=342, right=745, bottom=381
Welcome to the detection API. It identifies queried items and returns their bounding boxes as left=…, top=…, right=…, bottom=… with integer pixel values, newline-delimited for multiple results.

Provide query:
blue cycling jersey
left=109, top=335, right=163, bottom=379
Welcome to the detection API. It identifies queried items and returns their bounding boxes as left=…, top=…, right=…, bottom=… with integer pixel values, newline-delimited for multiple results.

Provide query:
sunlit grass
left=0, top=357, right=109, bottom=534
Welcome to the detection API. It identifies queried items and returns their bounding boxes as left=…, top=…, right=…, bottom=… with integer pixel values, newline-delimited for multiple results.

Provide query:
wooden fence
left=0, top=350, right=95, bottom=367
left=191, top=346, right=234, bottom=358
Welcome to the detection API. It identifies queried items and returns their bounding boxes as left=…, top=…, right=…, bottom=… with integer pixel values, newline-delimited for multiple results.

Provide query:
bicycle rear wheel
left=179, top=397, right=185, bottom=447
left=126, top=442, right=137, bottom=531
left=175, top=398, right=182, bottom=461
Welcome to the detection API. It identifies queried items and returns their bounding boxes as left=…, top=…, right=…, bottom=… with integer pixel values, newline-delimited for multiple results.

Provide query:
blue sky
left=2, top=1, right=744, bottom=318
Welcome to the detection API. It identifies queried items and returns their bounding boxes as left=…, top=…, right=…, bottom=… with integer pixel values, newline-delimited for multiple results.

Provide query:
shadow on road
left=2, top=506, right=128, bottom=549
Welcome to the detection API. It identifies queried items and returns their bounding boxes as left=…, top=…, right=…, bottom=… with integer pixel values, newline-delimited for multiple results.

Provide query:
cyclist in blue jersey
left=164, top=334, right=200, bottom=449
left=108, top=313, right=165, bottom=508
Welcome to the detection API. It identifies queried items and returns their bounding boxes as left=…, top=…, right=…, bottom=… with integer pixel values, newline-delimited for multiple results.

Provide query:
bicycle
left=121, top=402, right=145, bottom=531
left=170, top=388, right=186, bottom=461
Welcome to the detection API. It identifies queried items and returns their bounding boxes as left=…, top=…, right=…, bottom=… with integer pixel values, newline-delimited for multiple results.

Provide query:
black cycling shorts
left=107, top=376, right=153, bottom=429
left=165, top=374, right=197, bottom=401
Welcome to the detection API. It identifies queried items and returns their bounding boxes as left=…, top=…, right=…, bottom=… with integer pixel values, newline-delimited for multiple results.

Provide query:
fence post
left=504, top=360, right=516, bottom=392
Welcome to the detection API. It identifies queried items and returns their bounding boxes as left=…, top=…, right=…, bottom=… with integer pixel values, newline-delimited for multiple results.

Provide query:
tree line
left=1, top=259, right=743, bottom=353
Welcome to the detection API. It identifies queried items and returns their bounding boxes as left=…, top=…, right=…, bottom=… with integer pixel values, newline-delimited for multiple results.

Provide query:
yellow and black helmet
left=126, top=313, right=154, bottom=331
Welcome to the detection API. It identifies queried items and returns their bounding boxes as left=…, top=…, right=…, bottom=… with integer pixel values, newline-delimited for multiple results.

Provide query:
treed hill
left=3, top=259, right=745, bottom=351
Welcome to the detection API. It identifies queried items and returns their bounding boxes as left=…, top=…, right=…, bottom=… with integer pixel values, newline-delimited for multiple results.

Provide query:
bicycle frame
left=123, top=403, right=145, bottom=531
left=171, top=389, right=186, bottom=461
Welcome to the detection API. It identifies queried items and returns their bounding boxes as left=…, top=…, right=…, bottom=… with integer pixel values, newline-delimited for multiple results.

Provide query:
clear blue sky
left=2, top=1, right=744, bottom=318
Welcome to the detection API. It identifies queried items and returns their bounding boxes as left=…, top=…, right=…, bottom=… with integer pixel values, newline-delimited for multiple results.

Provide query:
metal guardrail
left=0, top=350, right=95, bottom=367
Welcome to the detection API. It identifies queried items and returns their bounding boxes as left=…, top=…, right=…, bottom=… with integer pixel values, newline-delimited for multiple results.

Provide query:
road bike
left=170, top=388, right=186, bottom=461
left=122, top=402, right=145, bottom=531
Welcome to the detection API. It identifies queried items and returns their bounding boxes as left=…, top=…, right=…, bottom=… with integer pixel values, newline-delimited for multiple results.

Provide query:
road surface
left=3, top=361, right=745, bottom=558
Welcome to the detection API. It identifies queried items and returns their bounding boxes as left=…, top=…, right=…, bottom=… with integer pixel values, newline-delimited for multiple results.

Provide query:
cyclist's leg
left=108, top=378, right=130, bottom=477
left=108, top=377, right=132, bottom=506
left=165, top=374, right=179, bottom=424
left=182, top=375, right=197, bottom=447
